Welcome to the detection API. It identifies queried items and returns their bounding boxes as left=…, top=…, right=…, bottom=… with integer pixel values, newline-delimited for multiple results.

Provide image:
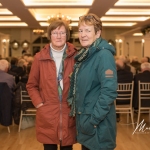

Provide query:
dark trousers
left=43, top=144, right=72, bottom=150
left=82, top=145, right=90, bottom=150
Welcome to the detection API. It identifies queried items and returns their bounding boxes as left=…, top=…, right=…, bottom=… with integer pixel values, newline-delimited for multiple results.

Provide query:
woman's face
left=78, top=22, right=101, bottom=48
left=51, top=25, right=67, bottom=50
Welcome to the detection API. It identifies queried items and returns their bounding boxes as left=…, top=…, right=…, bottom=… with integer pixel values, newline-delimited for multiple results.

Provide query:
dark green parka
left=75, top=38, right=118, bottom=150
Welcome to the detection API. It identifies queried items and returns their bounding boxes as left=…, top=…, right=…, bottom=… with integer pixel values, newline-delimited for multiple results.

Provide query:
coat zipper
left=51, top=59, right=63, bottom=143
left=59, top=101, right=62, bottom=142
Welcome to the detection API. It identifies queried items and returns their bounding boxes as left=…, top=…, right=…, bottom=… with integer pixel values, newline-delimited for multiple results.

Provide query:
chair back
left=115, top=81, right=134, bottom=108
left=18, top=87, right=36, bottom=132
left=20, top=87, right=34, bottom=112
left=138, top=81, right=150, bottom=108
left=115, top=81, right=134, bottom=128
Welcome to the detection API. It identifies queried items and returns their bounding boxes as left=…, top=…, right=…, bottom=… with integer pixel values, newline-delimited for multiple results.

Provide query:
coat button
left=78, top=112, right=81, bottom=114
left=94, top=125, right=97, bottom=128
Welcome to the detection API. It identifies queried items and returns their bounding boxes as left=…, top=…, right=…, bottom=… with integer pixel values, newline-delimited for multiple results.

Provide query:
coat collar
left=38, top=42, right=76, bottom=60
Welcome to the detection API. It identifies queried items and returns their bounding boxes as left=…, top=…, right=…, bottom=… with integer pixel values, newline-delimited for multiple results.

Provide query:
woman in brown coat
left=26, top=20, right=76, bottom=150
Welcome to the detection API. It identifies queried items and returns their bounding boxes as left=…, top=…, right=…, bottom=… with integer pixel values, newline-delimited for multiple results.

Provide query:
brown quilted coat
left=26, top=43, right=76, bottom=146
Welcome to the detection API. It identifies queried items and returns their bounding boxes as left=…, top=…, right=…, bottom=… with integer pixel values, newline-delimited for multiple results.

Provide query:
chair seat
left=25, top=108, right=37, bottom=112
left=116, top=104, right=131, bottom=108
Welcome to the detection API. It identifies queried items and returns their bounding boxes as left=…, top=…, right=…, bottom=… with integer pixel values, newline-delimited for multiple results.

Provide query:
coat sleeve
left=90, top=49, right=118, bottom=125
left=26, top=55, right=43, bottom=107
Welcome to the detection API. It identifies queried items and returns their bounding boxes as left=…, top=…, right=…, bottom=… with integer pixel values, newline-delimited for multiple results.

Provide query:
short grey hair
left=0, top=59, right=9, bottom=71
left=141, top=62, right=150, bottom=70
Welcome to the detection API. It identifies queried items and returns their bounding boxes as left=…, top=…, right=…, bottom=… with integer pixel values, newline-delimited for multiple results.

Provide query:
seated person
left=0, top=59, right=16, bottom=126
left=133, top=62, right=150, bottom=109
left=116, top=59, right=133, bottom=122
left=131, top=56, right=141, bottom=74
left=20, top=62, right=32, bottom=83
left=13, top=63, right=33, bottom=125
left=0, top=59, right=16, bottom=92
left=116, top=59, right=133, bottom=83
left=141, top=56, right=149, bottom=63
left=118, top=55, right=131, bottom=72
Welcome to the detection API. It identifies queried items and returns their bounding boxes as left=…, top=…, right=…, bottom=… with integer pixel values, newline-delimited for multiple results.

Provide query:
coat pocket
left=36, top=104, right=56, bottom=129
left=79, top=114, right=96, bottom=135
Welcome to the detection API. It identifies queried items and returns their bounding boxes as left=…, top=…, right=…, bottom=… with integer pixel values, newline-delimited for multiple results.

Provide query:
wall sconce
left=21, top=40, right=30, bottom=50
left=11, top=40, right=20, bottom=50
left=2, top=39, right=6, bottom=45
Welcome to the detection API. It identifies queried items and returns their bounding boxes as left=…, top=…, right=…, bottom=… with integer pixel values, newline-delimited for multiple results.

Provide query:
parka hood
left=98, top=38, right=116, bottom=55
left=88, top=38, right=116, bottom=56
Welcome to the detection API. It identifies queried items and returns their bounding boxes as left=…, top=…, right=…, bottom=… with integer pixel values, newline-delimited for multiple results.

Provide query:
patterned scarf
left=57, top=49, right=67, bottom=101
left=67, top=38, right=101, bottom=117
left=50, top=45, right=67, bottom=101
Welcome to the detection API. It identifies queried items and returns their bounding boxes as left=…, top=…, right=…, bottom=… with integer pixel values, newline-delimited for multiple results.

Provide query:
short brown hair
left=78, top=13, right=102, bottom=34
left=47, top=20, right=70, bottom=41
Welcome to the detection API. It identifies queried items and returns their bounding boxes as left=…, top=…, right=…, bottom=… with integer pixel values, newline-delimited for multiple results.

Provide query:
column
left=143, top=33, right=150, bottom=57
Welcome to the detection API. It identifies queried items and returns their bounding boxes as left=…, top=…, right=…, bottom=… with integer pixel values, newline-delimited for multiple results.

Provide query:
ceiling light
left=47, top=13, right=72, bottom=25
left=0, top=16, right=21, bottom=21
left=0, top=9, right=13, bottom=15
left=101, top=17, right=150, bottom=21
left=0, top=22, right=27, bottom=26
left=106, top=9, right=150, bottom=15
left=22, top=0, right=93, bottom=6
left=39, top=22, right=49, bottom=27
left=102, top=22, right=136, bottom=27
left=115, top=0, right=150, bottom=6
left=133, top=33, right=143, bottom=36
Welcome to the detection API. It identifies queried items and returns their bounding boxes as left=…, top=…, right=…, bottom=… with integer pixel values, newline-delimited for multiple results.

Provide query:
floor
left=0, top=113, right=150, bottom=150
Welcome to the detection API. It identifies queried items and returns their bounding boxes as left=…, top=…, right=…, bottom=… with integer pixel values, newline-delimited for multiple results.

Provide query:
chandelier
left=47, top=13, right=72, bottom=25
left=33, top=29, right=44, bottom=35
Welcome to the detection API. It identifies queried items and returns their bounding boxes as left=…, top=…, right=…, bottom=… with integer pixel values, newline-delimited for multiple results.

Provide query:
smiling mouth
left=81, top=39, right=88, bottom=41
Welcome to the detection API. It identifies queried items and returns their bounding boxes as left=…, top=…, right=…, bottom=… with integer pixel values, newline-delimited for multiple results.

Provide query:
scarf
left=67, top=38, right=101, bottom=116
left=50, top=45, right=67, bottom=101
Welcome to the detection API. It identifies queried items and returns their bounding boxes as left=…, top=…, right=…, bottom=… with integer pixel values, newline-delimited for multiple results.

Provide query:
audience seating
left=137, top=81, right=150, bottom=124
left=115, top=81, right=134, bottom=128
left=18, top=87, right=36, bottom=132
left=0, top=82, right=13, bottom=133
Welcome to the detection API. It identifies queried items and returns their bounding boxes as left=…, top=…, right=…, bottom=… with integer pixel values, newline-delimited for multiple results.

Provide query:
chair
left=0, top=82, right=13, bottom=133
left=18, top=88, right=36, bottom=132
left=137, top=81, right=150, bottom=125
left=115, top=81, right=134, bottom=128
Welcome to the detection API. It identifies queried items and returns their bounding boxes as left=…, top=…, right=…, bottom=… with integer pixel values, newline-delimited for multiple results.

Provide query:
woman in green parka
left=68, top=13, right=118, bottom=150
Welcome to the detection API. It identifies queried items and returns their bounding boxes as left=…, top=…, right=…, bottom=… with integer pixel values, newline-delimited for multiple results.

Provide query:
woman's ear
left=96, top=30, right=101, bottom=38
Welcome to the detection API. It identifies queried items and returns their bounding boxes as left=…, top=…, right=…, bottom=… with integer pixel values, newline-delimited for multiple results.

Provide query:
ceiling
left=0, top=0, right=150, bottom=36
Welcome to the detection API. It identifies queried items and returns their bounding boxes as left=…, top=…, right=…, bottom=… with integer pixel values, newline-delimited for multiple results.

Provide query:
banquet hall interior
left=0, top=0, right=150, bottom=150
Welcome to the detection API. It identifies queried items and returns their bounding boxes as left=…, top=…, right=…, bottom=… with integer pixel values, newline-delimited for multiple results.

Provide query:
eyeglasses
left=51, top=32, right=66, bottom=37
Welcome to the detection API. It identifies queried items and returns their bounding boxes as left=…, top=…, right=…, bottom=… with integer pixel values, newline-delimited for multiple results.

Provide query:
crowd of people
left=115, top=55, right=150, bottom=121
left=0, top=54, right=34, bottom=125
left=0, top=13, right=150, bottom=150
